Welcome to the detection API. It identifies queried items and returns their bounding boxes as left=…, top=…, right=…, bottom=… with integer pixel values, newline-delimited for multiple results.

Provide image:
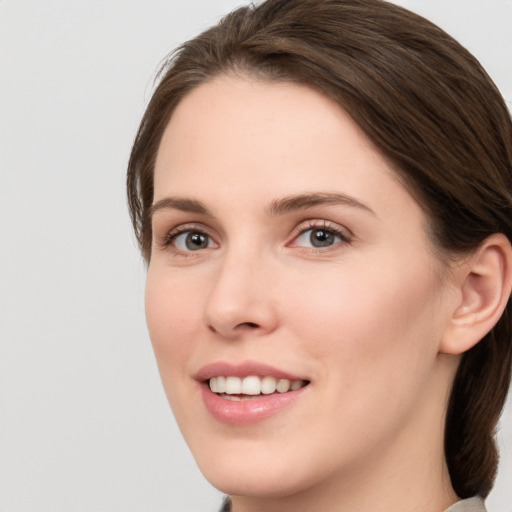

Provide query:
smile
left=197, top=362, right=310, bottom=425
left=209, top=375, right=308, bottom=399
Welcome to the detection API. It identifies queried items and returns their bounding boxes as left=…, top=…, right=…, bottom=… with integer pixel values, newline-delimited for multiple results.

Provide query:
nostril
left=207, top=321, right=259, bottom=335
left=239, top=322, right=259, bottom=329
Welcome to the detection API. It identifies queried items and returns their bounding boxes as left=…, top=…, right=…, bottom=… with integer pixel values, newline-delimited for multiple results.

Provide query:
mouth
left=208, top=375, right=309, bottom=401
left=196, top=362, right=311, bottom=425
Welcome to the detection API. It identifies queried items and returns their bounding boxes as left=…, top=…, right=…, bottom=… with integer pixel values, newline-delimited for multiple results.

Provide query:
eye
left=172, top=230, right=217, bottom=251
left=290, top=222, right=351, bottom=250
left=295, top=228, right=341, bottom=248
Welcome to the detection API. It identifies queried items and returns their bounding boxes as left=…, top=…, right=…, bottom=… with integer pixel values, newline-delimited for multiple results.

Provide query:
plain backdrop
left=0, top=1, right=511, bottom=511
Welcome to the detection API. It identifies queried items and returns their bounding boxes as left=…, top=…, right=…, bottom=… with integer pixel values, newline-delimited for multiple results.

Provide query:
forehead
left=154, top=75, right=392, bottom=195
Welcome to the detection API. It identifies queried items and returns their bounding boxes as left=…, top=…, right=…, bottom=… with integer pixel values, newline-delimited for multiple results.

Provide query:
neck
left=231, top=454, right=457, bottom=512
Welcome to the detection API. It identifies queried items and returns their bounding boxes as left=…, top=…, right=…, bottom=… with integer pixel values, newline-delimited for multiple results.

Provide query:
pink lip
left=195, top=360, right=306, bottom=381
left=200, top=383, right=308, bottom=425
left=195, top=361, right=310, bottom=426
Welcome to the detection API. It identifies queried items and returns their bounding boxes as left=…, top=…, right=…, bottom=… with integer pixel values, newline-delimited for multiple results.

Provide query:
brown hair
left=127, top=0, right=512, bottom=498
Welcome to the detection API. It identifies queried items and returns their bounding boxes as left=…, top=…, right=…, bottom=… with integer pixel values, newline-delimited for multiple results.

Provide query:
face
left=146, top=76, right=458, bottom=501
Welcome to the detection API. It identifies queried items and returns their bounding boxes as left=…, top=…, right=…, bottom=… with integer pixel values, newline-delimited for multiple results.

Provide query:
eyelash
left=158, top=220, right=352, bottom=255
left=159, top=223, right=216, bottom=253
left=290, top=220, right=352, bottom=252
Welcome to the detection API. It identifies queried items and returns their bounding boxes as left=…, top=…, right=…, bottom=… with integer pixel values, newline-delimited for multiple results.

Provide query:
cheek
left=280, top=261, right=446, bottom=463
left=145, top=270, right=204, bottom=383
left=285, top=255, right=444, bottom=388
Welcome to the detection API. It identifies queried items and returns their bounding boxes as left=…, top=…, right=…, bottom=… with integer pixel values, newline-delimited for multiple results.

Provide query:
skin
left=146, top=75, right=463, bottom=512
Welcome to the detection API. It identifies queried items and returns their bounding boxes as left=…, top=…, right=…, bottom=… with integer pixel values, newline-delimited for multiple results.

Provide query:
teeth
left=241, top=376, right=261, bottom=395
left=261, top=376, right=277, bottom=394
left=216, top=376, right=226, bottom=393
left=290, top=379, right=303, bottom=391
left=208, top=375, right=306, bottom=396
left=225, top=376, right=242, bottom=394
left=276, top=379, right=291, bottom=393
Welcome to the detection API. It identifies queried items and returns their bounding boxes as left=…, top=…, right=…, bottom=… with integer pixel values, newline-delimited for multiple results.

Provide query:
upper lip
left=195, top=361, right=308, bottom=382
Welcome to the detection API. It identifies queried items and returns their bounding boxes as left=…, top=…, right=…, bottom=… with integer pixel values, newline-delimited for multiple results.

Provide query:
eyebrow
left=149, top=197, right=213, bottom=218
left=149, top=192, right=375, bottom=219
left=266, top=192, right=376, bottom=216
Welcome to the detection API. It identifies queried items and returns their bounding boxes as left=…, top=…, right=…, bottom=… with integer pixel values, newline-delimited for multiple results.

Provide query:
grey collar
left=220, top=495, right=487, bottom=512
left=444, top=497, right=487, bottom=512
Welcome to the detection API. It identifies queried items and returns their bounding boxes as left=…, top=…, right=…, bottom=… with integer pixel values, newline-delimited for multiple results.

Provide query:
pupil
left=186, top=232, right=208, bottom=250
left=311, top=229, right=333, bottom=247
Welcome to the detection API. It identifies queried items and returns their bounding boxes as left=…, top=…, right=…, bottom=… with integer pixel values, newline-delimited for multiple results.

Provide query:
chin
left=184, top=430, right=337, bottom=500
left=201, top=459, right=311, bottom=499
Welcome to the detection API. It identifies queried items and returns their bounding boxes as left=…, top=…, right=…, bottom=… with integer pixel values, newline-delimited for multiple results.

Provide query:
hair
left=127, top=0, right=512, bottom=499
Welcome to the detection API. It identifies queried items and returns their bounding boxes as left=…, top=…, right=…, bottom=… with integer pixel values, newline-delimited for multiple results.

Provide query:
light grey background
left=0, top=1, right=510, bottom=511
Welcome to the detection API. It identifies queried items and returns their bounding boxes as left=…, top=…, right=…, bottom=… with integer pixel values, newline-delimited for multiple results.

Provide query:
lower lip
left=200, top=383, right=308, bottom=425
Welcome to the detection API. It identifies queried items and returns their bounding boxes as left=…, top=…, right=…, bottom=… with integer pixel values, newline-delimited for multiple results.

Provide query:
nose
left=203, top=251, right=279, bottom=339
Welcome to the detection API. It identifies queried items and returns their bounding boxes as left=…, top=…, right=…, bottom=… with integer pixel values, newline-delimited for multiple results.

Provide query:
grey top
left=445, top=496, right=487, bottom=512
left=219, top=495, right=487, bottom=511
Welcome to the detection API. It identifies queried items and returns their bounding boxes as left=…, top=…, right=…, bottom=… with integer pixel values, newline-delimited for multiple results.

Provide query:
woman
left=127, top=1, right=512, bottom=511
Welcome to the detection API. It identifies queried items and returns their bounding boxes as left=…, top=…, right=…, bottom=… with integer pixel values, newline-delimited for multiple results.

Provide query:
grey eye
left=310, top=229, right=338, bottom=247
left=295, top=228, right=342, bottom=248
left=174, top=231, right=213, bottom=251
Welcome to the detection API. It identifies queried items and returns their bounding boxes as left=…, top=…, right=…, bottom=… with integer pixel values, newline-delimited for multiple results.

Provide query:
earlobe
left=440, top=233, right=512, bottom=355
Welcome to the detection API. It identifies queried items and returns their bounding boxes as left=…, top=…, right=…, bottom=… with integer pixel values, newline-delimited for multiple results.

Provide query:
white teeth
left=208, top=375, right=306, bottom=396
left=241, top=376, right=261, bottom=395
left=261, top=376, right=277, bottom=394
left=223, top=395, right=242, bottom=401
left=216, top=376, right=226, bottom=393
left=225, top=376, right=242, bottom=394
left=276, top=379, right=291, bottom=393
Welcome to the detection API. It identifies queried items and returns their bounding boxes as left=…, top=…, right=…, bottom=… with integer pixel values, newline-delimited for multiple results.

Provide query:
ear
left=440, top=233, right=512, bottom=355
